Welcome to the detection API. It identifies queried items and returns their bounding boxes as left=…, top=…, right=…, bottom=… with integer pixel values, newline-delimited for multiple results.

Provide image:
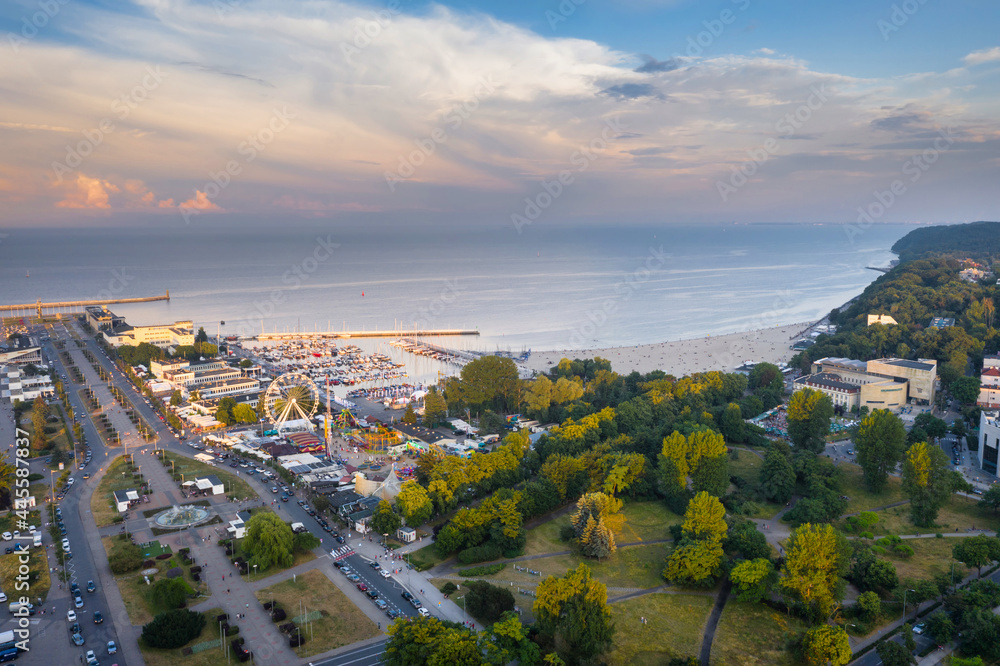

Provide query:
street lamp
left=252, top=564, right=257, bottom=582
left=902, top=588, right=916, bottom=621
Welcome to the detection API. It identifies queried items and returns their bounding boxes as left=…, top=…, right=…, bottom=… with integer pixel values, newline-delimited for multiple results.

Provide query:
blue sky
left=1, top=0, right=998, bottom=226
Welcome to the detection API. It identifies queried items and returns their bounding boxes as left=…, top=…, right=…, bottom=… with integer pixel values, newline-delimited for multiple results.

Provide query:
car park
left=913, top=623, right=926, bottom=634
left=401, top=591, right=412, bottom=601
left=409, top=598, right=422, bottom=609
left=85, top=649, right=98, bottom=665
left=374, top=599, right=387, bottom=610
left=347, top=573, right=360, bottom=582
left=69, top=622, right=81, bottom=635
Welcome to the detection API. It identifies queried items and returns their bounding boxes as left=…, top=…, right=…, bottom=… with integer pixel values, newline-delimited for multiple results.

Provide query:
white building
left=191, top=475, right=225, bottom=495
left=113, top=489, right=140, bottom=513
left=1, top=368, right=55, bottom=403
left=980, top=411, right=1000, bottom=477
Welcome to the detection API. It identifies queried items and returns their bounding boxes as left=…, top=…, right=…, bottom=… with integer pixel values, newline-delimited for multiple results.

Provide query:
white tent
left=410, top=390, right=427, bottom=401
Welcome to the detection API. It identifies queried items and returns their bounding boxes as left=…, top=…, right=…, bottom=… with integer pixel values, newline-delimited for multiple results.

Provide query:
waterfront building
left=85, top=306, right=126, bottom=331
left=794, top=356, right=937, bottom=411
left=195, top=377, right=261, bottom=399
left=0, top=347, right=42, bottom=367
left=103, top=318, right=195, bottom=349
left=1, top=368, right=55, bottom=403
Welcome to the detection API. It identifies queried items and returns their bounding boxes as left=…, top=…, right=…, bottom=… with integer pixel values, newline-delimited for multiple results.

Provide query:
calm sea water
left=0, top=222, right=907, bottom=356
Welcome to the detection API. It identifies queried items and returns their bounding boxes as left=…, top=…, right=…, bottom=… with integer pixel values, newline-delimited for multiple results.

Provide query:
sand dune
left=523, top=322, right=811, bottom=377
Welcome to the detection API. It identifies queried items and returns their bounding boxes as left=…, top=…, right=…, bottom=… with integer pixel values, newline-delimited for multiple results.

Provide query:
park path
left=699, top=581, right=731, bottom=666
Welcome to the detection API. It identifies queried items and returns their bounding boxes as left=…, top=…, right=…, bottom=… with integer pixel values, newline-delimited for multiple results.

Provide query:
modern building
left=162, top=362, right=241, bottom=388
left=397, top=526, right=417, bottom=543
left=867, top=314, right=898, bottom=326
left=794, top=356, right=937, bottom=411
left=1, top=368, right=55, bottom=403
left=867, top=358, right=937, bottom=405
left=103, top=319, right=195, bottom=349
left=151, top=359, right=228, bottom=379
left=929, top=317, right=956, bottom=329
left=977, top=360, right=1000, bottom=408
left=192, top=377, right=260, bottom=399
left=227, top=510, right=252, bottom=539
left=0, top=347, right=42, bottom=367
left=979, top=411, right=1000, bottom=476
left=190, top=475, right=225, bottom=495
left=85, top=306, right=126, bottom=331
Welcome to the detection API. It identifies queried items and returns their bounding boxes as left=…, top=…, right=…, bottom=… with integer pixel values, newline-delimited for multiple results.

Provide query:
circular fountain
left=152, top=504, right=212, bottom=529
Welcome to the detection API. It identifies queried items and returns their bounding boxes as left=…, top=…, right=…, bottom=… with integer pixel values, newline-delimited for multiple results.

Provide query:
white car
left=418, top=607, right=430, bottom=617
left=379, top=569, right=391, bottom=579
left=11, top=531, right=18, bottom=540
left=0, top=532, right=10, bottom=541
left=62, top=538, right=71, bottom=551
left=0, top=592, right=7, bottom=603
left=67, top=610, right=77, bottom=622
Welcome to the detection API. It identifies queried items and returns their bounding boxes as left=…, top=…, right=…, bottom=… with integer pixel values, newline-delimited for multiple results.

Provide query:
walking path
left=699, top=581, right=731, bottom=666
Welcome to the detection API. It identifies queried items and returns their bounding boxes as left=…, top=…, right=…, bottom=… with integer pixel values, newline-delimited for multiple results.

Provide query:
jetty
left=256, top=329, right=478, bottom=341
left=0, top=291, right=170, bottom=317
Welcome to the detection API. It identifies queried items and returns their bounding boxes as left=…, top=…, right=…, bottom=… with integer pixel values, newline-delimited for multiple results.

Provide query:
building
left=347, top=496, right=382, bottom=533
left=979, top=411, right=1000, bottom=476
left=151, top=359, right=229, bottom=380
left=0, top=347, right=42, bottom=367
left=103, top=319, right=195, bottom=349
left=929, top=317, right=956, bottom=329
left=977, top=362, right=1000, bottom=409
left=191, top=475, right=225, bottom=495
left=867, top=358, right=937, bottom=405
left=227, top=510, right=252, bottom=539
left=867, top=314, right=898, bottom=326
left=329, top=491, right=364, bottom=517
left=162, top=363, right=241, bottom=388
left=85, top=306, right=126, bottom=331
left=1, top=368, right=55, bottom=403
left=397, top=526, right=416, bottom=543
left=196, top=377, right=261, bottom=399
left=113, top=489, right=140, bottom=513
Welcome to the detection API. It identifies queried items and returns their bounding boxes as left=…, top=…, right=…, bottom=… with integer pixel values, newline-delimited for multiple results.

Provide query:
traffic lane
left=310, top=638, right=388, bottom=666
left=343, top=554, right=418, bottom=619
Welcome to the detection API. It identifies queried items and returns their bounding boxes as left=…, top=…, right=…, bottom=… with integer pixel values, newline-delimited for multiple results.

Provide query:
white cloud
left=963, top=47, right=1000, bottom=66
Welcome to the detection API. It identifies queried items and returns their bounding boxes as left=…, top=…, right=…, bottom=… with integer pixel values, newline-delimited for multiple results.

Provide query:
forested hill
left=891, top=221, right=1000, bottom=261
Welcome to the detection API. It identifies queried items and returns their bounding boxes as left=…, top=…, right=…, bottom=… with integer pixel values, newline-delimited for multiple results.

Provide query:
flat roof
left=798, top=372, right=860, bottom=392
left=875, top=358, right=935, bottom=371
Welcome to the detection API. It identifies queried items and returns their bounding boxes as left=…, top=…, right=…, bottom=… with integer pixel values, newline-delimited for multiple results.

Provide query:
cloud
left=157, top=198, right=175, bottom=208
left=755, top=48, right=776, bottom=55
left=963, top=47, right=1000, bottom=66
left=634, top=55, right=681, bottom=73
left=55, top=175, right=115, bottom=209
left=179, top=190, right=222, bottom=211
left=600, top=83, right=666, bottom=100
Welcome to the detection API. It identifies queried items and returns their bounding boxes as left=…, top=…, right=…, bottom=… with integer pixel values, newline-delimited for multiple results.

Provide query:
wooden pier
left=0, top=291, right=170, bottom=317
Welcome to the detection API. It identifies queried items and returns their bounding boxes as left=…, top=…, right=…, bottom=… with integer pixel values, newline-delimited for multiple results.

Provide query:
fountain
left=152, top=504, right=212, bottom=529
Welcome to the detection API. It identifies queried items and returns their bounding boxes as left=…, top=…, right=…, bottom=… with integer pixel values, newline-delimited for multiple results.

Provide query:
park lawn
left=0, top=509, right=41, bottom=534
left=616, top=501, right=681, bottom=543
left=408, top=543, right=448, bottom=571
left=102, top=536, right=204, bottom=626
left=254, top=569, right=379, bottom=657
left=605, top=592, right=714, bottom=665
left=0, top=542, right=51, bottom=603
left=885, top=536, right=968, bottom=582
left=859, top=493, right=1000, bottom=536
left=161, top=452, right=256, bottom=500
left=29, top=483, right=51, bottom=507
left=523, top=513, right=572, bottom=557
left=711, top=600, right=809, bottom=666
left=480, top=543, right=670, bottom=590
left=838, top=462, right=908, bottom=514
left=91, top=455, right=137, bottom=527
left=138, top=606, right=229, bottom=666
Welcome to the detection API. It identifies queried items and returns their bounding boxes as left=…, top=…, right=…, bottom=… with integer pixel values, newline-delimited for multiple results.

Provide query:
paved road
left=309, top=638, right=389, bottom=666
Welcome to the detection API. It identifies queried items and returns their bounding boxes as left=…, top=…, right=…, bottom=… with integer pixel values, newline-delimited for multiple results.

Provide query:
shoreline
left=522, top=322, right=813, bottom=377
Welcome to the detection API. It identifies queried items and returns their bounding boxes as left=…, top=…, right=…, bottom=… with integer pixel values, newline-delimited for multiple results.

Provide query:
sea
left=0, top=222, right=907, bottom=386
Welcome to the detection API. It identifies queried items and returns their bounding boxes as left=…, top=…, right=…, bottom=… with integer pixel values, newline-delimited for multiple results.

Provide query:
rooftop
left=797, top=372, right=860, bottom=392
left=874, top=358, right=936, bottom=372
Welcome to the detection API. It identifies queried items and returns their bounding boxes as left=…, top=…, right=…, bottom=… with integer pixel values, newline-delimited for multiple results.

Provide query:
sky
left=1, top=0, right=999, bottom=228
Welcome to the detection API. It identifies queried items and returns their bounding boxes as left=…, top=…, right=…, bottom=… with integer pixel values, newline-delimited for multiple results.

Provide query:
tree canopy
left=534, top=563, right=614, bottom=663
left=854, top=409, right=907, bottom=493
left=787, top=388, right=834, bottom=453
left=243, top=512, right=294, bottom=570
left=901, top=442, right=956, bottom=527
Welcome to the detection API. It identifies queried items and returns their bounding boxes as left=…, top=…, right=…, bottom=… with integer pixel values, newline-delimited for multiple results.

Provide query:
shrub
left=190, top=566, right=202, bottom=574
left=156, top=553, right=172, bottom=560
left=440, top=582, right=458, bottom=596
left=227, top=625, right=239, bottom=636
left=263, top=601, right=275, bottom=610
left=151, top=578, right=192, bottom=610
left=464, top=580, right=515, bottom=624
left=143, top=560, right=155, bottom=568
left=457, top=544, right=502, bottom=564
left=109, top=542, right=144, bottom=574
left=271, top=608, right=287, bottom=622
left=458, top=563, right=506, bottom=577
left=216, top=613, right=229, bottom=622
left=141, top=609, right=206, bottom=649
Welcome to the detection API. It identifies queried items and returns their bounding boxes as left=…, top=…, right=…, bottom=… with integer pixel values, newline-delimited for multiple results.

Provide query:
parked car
left=107, top=640, right=117, bottom=654
left=93, top=611, right=103, bottom=624
left=67, top=610, right=77, bottom=622
left=356, top=583, right=368, bottom=592
left=418, top=607, right=430, bottom=617
left=71, top=633, right=85, bottom=646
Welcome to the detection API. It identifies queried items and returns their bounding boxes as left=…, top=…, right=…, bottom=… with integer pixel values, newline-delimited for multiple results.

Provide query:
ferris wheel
left=263, top=372, right=319, bottom=431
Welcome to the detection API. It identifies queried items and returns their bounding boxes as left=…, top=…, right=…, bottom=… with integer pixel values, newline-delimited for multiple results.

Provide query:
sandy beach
left=523, top=322, right=812, bottom=377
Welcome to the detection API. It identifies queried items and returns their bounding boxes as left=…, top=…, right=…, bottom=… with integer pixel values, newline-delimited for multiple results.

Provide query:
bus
left=0, top=630, right=19, bottom=661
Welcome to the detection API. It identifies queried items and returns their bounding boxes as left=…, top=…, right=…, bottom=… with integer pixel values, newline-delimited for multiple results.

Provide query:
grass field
left=523, top=501, right=679, bottom=559
left=91, top=456, right=138, bottom=527
left=161, top=452, right=256, bottom=500
left=477, top=543, right=670, bottom=590
left=885, top=536, right=968, bottom=582
left=710, top=600, right=808, bottom=666
left=838, top=462, right=909, bottom=514
left=255, top=569, right=379, bottom=657
left=727, top=450, right=785, bottom=519
left=851, top=493, right=1000, bottom=536
left=138, top=606, right=228, bottom=666
left=408, top=543, right=448, bottom=571
left=0, top=538, right=51, bottom=603
left=0, top=509, right=41, bottom=534
left=605, top=592, right=714, bottom=665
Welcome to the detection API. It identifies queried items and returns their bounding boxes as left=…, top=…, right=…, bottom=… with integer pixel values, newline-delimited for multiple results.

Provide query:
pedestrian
left=227, top=588, right=230, bottom=593
left=246, top=603, right=249, bottom=609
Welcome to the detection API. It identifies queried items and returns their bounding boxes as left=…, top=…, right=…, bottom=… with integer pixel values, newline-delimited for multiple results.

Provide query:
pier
left=0, top=292, right=170, bottom=317
left=256, top=329, right=479, bottom=341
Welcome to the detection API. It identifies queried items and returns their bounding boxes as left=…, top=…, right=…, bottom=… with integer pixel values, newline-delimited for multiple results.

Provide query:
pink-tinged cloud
left=179, top=190, right=221, bottom=211
left=157, top=198, right=175, bottom=208
left=55, top=174, right=115, bottom=209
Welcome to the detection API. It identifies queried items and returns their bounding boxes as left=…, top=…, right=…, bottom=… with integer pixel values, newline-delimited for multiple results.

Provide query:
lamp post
left=902, top=588, right=916, bottom=621
left=252, top=564, right=257, bottom=582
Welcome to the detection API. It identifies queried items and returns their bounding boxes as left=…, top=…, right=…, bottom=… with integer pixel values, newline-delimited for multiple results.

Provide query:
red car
left=356, top=583, right=368, bottom=592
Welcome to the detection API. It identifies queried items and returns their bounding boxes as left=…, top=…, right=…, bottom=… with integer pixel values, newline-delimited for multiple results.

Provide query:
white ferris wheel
left=263, top=372, right=319, bottom=431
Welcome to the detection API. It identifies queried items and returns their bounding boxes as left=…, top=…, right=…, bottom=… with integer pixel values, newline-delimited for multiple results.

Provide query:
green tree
left=169, top=390, right=182, bottom=407
left=396, top=480, right=434, bottom=526
left=692, top=454, right=729, bottom=498
left=371, top=500, right=402, bottom=537
left=875, top=640, right=915, bottom=666
left=534, top=564, right=614, bottom=664
left=242, top=512, right=294, bottom=570
left=857, top=590, right=881, bottom=621
left=423, top=387, right=448, bottom=427
left=448, top=356, right=521, bottom=414
left=109, top=540, right=144, bottom=574
left=293, top=530, right=321, bottom=552
left=854, top=409, right=907, bottom=493
left=913, top=413, right=948, bottom=442
left=239, top=358, right=253, bottom=369
left=215, top=396, right=237, bottom=426
left=196, top=327, right=208, bottom=343
left=951, top=376, right=980, bottom=405
left=525, top=376, right=553, bottom=419
left=401, top=404, right=417, bottom=425
left=979, top=485, right=1000, bottom=514
left=151, top=578, right=192, bottom=610
left=664, top=492, right=728, bottom=586
left=926, top=611, right=955, bottom=644
left=953, top=535, right=1000, bottom=578
left=787, top=388, right=834, bottom=453
left=729, top=558, right=776, bottom=603
left=759, top=446, right=796, bottom=503
left=464, top=580, right=515, bottom=624
left=901, top=442, right=955, bottom=527
left=780, top=523, right=849, bottom=621
left=802, top=625, right=851, bottom=666
left=720, top=403, right=745, bottom=443
left=232, top=403, right=256, bottom=424
left=141, top=609, right=207, bottom=649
